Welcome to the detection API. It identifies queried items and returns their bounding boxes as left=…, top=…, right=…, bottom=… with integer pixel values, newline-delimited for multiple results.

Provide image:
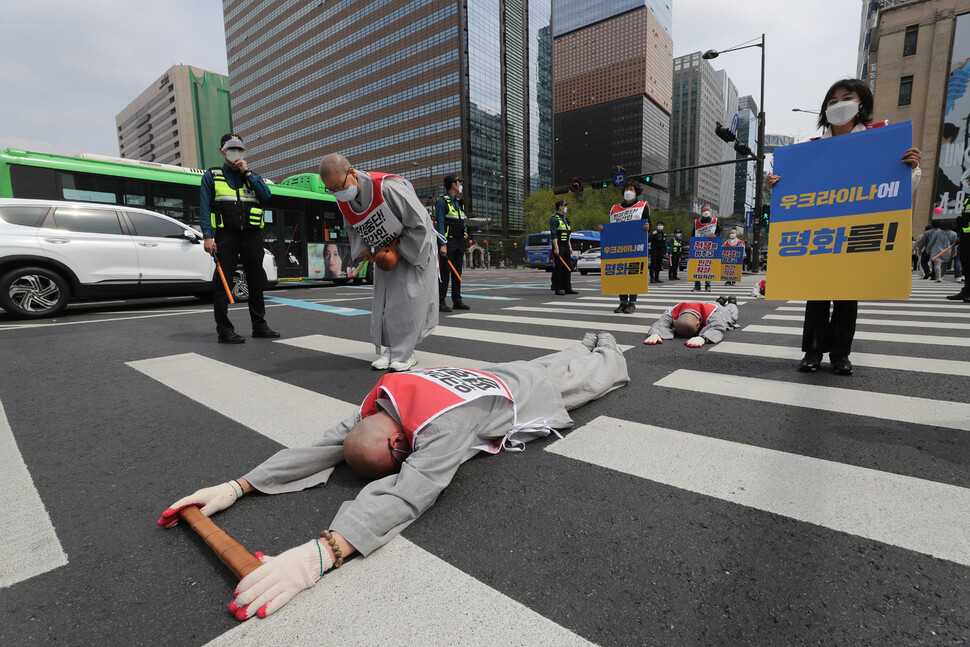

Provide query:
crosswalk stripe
left=126, top=353, right=357, bottom=447
left=433, top=326, right=633, bottom=351
left=761, top=314, right=970, bottom=330
left=506, top=305, right=662, bottom=318
left=0, top=398, right=68, bottom=588
left=709, top=341, right=970, bottom=376
left=742, top=324, right=970, bottom=347
left=449, top=312, right=647, bottom=333
left=546, top=416, right=970, bottom=567
left=655, top=368, right=970, bottom=431
left=278, top=334, right=490, bottom=369
left=774, top=306, right=970, bottom=318
left=129, top=353, right=592, bottom=647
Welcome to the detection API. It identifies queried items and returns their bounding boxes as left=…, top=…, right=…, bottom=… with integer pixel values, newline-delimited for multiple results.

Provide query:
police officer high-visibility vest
left=209, top=169, right=264, bottom=230
left=671, top=237, right=684, bottom=254
left=552, top=213, right=571, bottom=246
left=438, top=194, right=466, bottom=239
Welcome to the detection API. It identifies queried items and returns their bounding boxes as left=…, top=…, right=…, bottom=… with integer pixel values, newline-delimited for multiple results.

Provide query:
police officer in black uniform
left=648, top=221, right=666, bottom=283
left=946, top=198, right=970, bottom=302
left=200, top=134, right=279, bottom=343
left=435, top=174, right=469, bottom=312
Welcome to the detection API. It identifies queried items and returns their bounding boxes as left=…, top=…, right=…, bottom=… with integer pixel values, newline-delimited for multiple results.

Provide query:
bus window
left=10, top=165, right=59, bottom=200
left=151, top=183, right=197, bottom=224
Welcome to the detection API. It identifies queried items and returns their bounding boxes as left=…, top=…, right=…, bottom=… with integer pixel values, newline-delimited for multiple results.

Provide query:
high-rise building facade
left=715, top=70, right=738, bottom=218
left=670, top=53, right=725, bottom=215
left=222, top=0, right=551, bottom=233
left=860, top=0, right=970, bottom=225
left=552, top=2, right=672, bottom=207
left=116, top=65, right=231, bottom=169
left=733, top=95, right=758, bottom=217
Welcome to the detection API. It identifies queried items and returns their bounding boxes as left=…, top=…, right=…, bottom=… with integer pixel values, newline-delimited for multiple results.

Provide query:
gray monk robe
left=338, top=170, right=438, bottom=363
left=243, top=341, right=630, bottom=556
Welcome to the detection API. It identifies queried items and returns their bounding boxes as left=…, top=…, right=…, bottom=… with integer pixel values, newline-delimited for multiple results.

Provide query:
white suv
left=0, top=198, right=278, bottom=319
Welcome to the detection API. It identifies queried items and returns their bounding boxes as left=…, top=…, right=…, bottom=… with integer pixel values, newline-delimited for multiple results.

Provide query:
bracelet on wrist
left=319, top=529, right=343, bottom=568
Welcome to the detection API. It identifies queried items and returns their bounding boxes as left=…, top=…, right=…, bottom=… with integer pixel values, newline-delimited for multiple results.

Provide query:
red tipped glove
left=229, top=539, right=329, bottom=620
left=156, top=480, right=243, bottom=528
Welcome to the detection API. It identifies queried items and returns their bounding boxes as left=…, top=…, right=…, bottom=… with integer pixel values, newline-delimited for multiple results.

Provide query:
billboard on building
left=935, top=13, right=970, bottom=217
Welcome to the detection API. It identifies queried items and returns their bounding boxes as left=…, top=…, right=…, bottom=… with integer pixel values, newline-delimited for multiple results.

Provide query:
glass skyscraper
left=222, top=0, right=551, bottom=233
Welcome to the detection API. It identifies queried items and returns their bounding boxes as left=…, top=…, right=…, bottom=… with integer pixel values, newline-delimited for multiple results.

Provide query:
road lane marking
left=264, top=295, right=369, bottom=315
left=761, top=314, right=970, bottom=330
left=278, top=335, right=490, bottom=369
left=546, top=416, right=970, bottom=567
left=126, top=353, right=357, bottom=448
left=655, top=369, right=970, bottom=431
left=742, top=324, right=970, bottom=347
left=448, top=312, right=648, bottom=333
left=710, top=341, right=970, bottom=376
left=774, top=306, right=970, bottom=318
left=433, top=326, right=633, bottom=351
left=0, top=398, right=68, bottom=588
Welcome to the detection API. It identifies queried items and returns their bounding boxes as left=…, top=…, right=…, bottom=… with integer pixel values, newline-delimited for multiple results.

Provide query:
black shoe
left=671, top=277, right=681, bottom=280
left=798, top=352, right=822, bottom=372
left=946, top=293, right=968, bottom=301
left=218, top=332, right=246, bottom=344
left=555, top=290, right=565, bottom=295
left=614, top=303, right=627, bottom=313
left=452, top=301, right=470, bottom=310
left=716, top=295, right=728, bottom=306
left=727, top=296, right=737, bottom=305
left=705, top=287, right=712, bottom=292
left=830, top=355, right=853, bottom=376
left=655, top=279, right=663, bottom=283
left=439, top=302, right=452, bottom=312
left=624, top=303, right=636, bottom=314
left=565, top=290, right=579, bottom=294
left=253, top=327, right=280, bottom=338
left=691, top=287, right=700, bottom=292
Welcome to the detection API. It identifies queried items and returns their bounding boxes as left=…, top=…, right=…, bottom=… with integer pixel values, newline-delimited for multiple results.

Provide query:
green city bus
left=0, top=148, right=363, bottom=283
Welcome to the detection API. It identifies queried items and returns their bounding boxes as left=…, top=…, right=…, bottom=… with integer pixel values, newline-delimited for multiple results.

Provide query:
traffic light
left=553, top=186, right=570, bottom=195
left=590, top=180, right=610, bottom=189
left=760, top=204, right=770, bottom=230
left=714, top=121, right=736, bottom=143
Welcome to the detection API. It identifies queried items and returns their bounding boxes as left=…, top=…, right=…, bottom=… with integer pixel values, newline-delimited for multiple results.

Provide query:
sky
left=0, top=0, right=862, bottom=158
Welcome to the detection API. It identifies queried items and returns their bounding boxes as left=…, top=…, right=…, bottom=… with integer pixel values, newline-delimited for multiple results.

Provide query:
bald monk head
left=318, top=153, right=358, bottom=196
left=673, top=312, right=702, bottom=338
left=343, top=411, right=411, bottom=479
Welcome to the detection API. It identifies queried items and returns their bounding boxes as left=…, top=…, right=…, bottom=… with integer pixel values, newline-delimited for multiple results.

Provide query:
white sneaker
left=388, top=355, right=417, bottom=372
left=371, top=348, right=391, bottom=370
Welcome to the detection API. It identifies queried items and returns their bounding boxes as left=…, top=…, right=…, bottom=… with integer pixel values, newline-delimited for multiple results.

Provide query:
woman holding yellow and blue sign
left=766, top=78, right=922, bottom=376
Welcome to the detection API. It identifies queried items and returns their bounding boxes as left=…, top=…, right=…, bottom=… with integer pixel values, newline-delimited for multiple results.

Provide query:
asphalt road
left=0, top=269, right=968, bottom=646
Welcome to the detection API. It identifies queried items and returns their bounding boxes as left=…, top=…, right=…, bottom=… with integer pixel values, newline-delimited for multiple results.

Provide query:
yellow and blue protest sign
left=768, top=122, right=913, bottom=300
left=688, top=236, right=722, bottom=281
left=600, top=220, right=649, bottom=295
left=720, top=242, right=744, bottom=281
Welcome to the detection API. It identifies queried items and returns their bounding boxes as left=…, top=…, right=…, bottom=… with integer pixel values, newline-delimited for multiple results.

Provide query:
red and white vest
left=723, top=236, right=744, bottom=247
left=609, top=201, right=649, bottom=223
left=670, top=302, right=719, bottom=325
left=694, top=217, right=717, bottom=238
left=335, top=172, right=405, bottom=249
left=358, top=368, right=557, bottom=462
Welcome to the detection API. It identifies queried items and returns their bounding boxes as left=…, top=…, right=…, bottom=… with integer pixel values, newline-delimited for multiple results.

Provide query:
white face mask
left=729, top=233, right=737, bottom=239
left=675, top=233, right=681, bottom=239
left=623, top=190, right=636, bottom=202
left=457, top=184, right=463, bottom=195
left=701, top=212, right=711, bottom=221
left=333, top=184, right=358, bottom=202
left=563, top=207, right=568, bottom=214
left=225, top=149, right=244, bottom=163
left=657, top=225, right=664, bottom=231
left=825, top=100, right=860, bottom=127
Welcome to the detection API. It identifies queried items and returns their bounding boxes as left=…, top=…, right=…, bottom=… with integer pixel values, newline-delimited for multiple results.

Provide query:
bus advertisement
left=524, top=230, right=600, bottom=270
left=0, top=148, right=365, bottom=285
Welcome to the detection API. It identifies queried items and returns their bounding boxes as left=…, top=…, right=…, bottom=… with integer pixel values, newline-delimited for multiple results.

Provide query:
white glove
left=643, top=333, right=663, bottom=345
left=685, top=336, right=706, bottom=348
left=751, top=286, right=761, bottom=298
left=156, top=481, right=242, bottom=528
left=230, top=538, right=330, bottom=620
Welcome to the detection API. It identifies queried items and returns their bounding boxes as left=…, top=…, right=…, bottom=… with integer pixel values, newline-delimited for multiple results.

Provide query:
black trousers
left=802, top=300, right=857, bottom=358
left=439, top=239, right=464, bottom=303
left=213, top=227, right=267, bottom=335
left=649, top=252, right=664, bottom=281
left=669, top=253, right=681, bottom=278
left=552, top=251, right=572, bottom=292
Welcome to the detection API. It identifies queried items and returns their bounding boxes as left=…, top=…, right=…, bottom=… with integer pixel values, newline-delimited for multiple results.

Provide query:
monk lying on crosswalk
left=157, top=332, right=629, bottom=620
left=643, top=296, right=740, bottom=347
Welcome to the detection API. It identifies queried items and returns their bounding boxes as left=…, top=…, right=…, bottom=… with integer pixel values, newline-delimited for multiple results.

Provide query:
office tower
left=116, top=65, right=231, bottom=169
left=222, top=0, right=551, bottom=233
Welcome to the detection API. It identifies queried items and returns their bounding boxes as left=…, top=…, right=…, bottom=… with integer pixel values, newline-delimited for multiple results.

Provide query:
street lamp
left=703, top=34, right=766, bottom=274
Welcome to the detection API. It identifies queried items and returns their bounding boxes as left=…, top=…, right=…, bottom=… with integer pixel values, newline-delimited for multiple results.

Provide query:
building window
left=903, top=25, right=918, bottom=56
left=898, top=75, right=913, bottom=106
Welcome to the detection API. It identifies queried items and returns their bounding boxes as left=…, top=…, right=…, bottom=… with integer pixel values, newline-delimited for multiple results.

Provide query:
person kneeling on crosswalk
left=643, top=296, right=739, bottom=347
left=156, top=332, right=629, bottom=621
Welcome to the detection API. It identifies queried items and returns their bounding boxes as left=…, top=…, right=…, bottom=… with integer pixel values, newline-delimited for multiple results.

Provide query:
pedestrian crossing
left=5, top=273, right=968, bottom=645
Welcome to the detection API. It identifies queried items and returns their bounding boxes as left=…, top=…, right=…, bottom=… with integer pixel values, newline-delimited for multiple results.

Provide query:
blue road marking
left=264, top=296, right=370, bottom=316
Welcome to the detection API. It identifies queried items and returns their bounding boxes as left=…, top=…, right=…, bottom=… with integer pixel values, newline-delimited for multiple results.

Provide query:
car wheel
left=0, top=266, right=70, bottom=319
left=231, top=269, right=250, bottom=303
